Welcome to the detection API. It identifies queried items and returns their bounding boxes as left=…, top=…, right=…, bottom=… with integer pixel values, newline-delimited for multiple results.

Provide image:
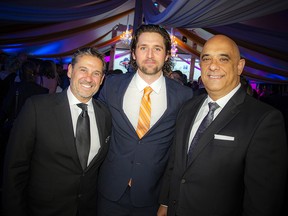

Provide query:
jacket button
left=181, top=179, right=186, bottom=184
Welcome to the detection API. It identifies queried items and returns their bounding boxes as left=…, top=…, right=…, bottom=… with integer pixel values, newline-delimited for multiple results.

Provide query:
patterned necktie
left=76, top=103, right=90, bottom=170
left=187, top=102, right=219, bottom=165
left=136, top=86, right=153, bottom=139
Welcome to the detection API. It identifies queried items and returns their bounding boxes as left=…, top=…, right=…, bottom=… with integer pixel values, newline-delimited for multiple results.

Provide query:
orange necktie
left=136, top=86, right=153, bottom=139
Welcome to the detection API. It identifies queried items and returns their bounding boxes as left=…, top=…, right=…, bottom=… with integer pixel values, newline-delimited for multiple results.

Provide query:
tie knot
left=144, top=86, right=153, bottom=96
left=208, top=102, right=219, bottom=112
left=77, top=103, right=88, bottom=112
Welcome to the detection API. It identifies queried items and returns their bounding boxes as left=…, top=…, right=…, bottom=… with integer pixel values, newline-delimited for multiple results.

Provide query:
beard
left=139, top=65, right=162, bottom=76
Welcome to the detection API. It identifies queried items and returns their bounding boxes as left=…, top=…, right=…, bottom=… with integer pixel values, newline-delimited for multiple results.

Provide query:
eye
left=154, top=47, right=161, bottom=52
left=140, top=46, right=146, bottom=51
left=92, top=72, right=102, bottom=77
left=202, top=56, right=211, bottom=62
left=219, top=57, right=229, bottom=62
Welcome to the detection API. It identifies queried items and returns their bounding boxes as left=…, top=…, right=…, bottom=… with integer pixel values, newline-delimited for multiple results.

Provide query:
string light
left=120, top=15, right=132, bottom=45
left=170, top=28, right=178, bottom=57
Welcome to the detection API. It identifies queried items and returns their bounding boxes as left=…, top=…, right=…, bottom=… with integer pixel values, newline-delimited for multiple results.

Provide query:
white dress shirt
left=123, top=72, right=167, bottom=131
left=187, top=84, right=241, bottom=151
left=67, top=87, right=101, bottom=165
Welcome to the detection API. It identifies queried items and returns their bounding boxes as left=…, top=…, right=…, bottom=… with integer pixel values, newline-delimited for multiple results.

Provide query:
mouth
left=208, top=75, right=224, bottom=79
left=145, top=59, right=156, bottom=64
left=80, top=82, right=93, bottom=89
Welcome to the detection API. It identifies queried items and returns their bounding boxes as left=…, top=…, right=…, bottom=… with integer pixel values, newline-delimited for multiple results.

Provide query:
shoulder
left=93, top=99, right=111, bottom=115
left=244, top=94, right=282, bottom=116
left=165, top=77, right=193, bottom=99
left=27, top=91, right=66, bottom=106
left=104, top=73, right=134, bottom=84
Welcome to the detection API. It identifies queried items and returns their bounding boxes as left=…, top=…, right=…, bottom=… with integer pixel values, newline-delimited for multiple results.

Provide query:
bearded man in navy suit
left=97, top=24, right=193, bottom=216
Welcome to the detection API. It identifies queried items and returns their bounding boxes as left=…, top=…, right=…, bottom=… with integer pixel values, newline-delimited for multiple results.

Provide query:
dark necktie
left=187, top=102, right=219, bottom=166
left=76, top=103, right=90, bottom=170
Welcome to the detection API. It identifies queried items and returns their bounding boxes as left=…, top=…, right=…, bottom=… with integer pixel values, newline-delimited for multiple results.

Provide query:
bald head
left=201, top=35, right=241, bottom=61
left=199, top=34, right=245, bottom=100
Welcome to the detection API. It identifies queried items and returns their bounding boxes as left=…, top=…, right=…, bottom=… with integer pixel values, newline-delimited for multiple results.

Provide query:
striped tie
left=136, top=86, right=153, bottom=139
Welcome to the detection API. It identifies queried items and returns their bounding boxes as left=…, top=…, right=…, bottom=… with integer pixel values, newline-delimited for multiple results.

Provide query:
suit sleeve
left=159, top=137, right=176, bottom=206
left=243, top=109, right=288, bottom=215
left=97, top=76, right=109, bottom=105
left=1, top=97, right=36, bottom=216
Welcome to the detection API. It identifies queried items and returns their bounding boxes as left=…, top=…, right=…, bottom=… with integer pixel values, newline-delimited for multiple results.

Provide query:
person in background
left=1, top=47, right=112, bottom=216
left=56, top=63, right=70, bottom=90
left=169, top=70, right=185, bottom=85
left=97, top=24, right=193, bottom=216
left=36, top=60, right=59, bottom=93
left=0, top=60, right=49, bottom=154
left=158, top=35, right=287, bottom=216
left=193, top=75, right=207, bottom=96
left=0, top=57, right=21, bottom=106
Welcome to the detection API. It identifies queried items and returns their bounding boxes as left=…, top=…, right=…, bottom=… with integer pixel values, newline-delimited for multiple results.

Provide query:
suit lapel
left=180, top=95, right=206, bottom=167
left=148, top=77, right=182, bottom=131
left=186, top=88, right=246, bottom=167
left=117, top=74, right=137, bottom=134
left=86, top=100, right=107, bottom=170
left=52, top=92, right=80, bottom=167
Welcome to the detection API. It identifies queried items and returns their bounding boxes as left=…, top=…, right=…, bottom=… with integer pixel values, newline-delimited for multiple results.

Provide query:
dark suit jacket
left=160, top=88, right=288, bottom=216
left=97, top=73, right=193, bottom=207
left=1, top=90, right=112, bottom=216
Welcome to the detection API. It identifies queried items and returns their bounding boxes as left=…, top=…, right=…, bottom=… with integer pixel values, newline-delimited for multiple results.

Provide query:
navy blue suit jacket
left=97, top=73, right=193, bottom=207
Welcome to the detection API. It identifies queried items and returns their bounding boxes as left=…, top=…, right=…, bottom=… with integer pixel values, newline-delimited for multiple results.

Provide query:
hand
left=157, top=205, right=168, bottom=216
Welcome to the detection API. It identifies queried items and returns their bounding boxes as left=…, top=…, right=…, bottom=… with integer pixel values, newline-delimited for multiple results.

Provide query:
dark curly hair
left=129, top=24, right=173, bottom=76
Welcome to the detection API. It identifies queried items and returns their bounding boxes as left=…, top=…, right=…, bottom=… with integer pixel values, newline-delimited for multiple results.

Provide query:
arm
left=243, top=109, right=288, bottom=215
left=1, top=98, right=36, bottom=216
left=158, top=131, right=179, bottom=216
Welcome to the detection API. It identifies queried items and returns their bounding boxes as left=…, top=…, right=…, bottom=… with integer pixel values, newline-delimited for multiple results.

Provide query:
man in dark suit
left=97, top=24, right=193, bottom=215
left=158, top=35, right=287, bottom=216
left=1, top=47, right=112, bottom=216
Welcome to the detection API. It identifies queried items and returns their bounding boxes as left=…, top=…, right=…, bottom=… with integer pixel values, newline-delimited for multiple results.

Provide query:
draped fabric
left=144, top=0, right=288, bottom=28
left=0, top=0, right=129, bottom=22
left=0, top=0, right=288, bottom=83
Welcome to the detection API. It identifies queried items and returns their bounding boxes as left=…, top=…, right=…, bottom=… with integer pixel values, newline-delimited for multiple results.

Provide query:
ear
left=100, top=74, right=105, bottom=85
left=67, top=64, right=73, bottom=78
left=237, top=59, right=245, bottom=75
left=132, top=52, right=136, bottom=60
left=165, top=54, right=169, bottom=61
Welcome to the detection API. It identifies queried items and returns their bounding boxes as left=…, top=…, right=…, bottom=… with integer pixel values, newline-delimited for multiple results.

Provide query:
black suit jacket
left=160, top=88, right=288, bottom=216
left=1, top=90, right=112, bottom=216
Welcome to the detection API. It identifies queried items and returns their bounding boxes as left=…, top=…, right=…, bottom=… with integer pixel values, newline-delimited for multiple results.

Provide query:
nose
left=147, top=48, right=154, bottom=58
left=83, top=73, right=93, bottom=82
left=209, top=59, right=219, bottom=71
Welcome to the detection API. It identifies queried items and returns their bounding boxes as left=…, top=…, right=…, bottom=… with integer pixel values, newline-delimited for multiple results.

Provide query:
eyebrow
left=79, top=66, right=102, bottom=73
left=219, top=54, right=230, bottom=59
left=201, top=54, right=209, bottom=59
left=201, top=53, right=231, bottom=59
left=137, top=43, right=164, bottom=49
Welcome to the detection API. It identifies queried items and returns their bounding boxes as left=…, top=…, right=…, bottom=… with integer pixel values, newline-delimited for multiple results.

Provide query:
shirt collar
left=67, top=86, right=93, bottom=106
left=207, top=83, right=241, bottom=108
left=135, top=71, right=165, bottom=94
